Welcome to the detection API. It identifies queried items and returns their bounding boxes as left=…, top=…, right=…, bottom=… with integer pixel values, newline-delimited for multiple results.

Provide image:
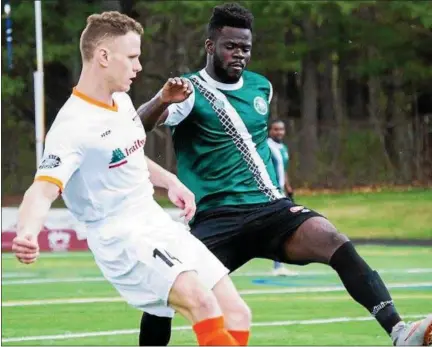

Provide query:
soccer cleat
left=391, top=315, right=432, bottom=346
left=271, top=266, right=298, bottom=277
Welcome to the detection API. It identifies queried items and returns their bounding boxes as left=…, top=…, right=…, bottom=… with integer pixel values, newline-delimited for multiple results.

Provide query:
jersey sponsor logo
left=109, top=148, right=128, bottom=168
left=39, top=154, right=61, bottom=169
left=254, top=96, right=268, bottom=115
left=125, top=138, right=146, bottom=156
left=108, top=138, right=146, bottom=169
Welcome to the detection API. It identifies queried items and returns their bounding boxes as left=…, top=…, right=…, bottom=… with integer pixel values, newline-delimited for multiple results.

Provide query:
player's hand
left=167, top=180, right=196, bottom=222
left=160, top=77, right=193, bottom=104
left=12, top=234, right=40, bottom=264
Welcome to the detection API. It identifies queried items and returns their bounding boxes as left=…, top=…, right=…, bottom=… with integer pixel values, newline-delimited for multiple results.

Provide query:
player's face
left=207, top=26, right=252, bottom=83
left=269, top=122, right=285, bottom=143
left=103, top=31, right=142, bottom=92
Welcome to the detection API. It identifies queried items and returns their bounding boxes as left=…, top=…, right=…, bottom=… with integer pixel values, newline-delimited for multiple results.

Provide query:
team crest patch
left=39, top=154, right=61, bottom=169
left=290, top=206, right=304, bottom=213
left=254, top=96, right=268, bottom=115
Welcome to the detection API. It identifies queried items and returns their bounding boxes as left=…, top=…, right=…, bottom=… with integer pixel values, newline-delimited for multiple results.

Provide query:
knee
left=233, top=299, right=252, bottom=327
left=225, top=299, right=252, bottom=328
left=187, top=289, right=220, bottom=317
left=317, top=219, right=349, bottom=248
left=169, top=272, right=222, bottom=320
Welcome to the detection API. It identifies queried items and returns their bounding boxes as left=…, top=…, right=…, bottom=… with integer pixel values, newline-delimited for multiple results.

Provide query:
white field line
left=3, top=268, right=432, bottom=285
left=2, top=276, right=106, bottom=285
left=2, top=272, right=37, bottom=279
left=2, top=314, right=428, bottom=343
left=3, top=282, right=432, bottom=307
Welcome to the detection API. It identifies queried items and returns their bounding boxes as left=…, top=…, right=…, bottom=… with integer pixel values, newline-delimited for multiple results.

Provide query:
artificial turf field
left=2, top=189, right=431, bottom=345
left=2, top=246, right=431, bottom=346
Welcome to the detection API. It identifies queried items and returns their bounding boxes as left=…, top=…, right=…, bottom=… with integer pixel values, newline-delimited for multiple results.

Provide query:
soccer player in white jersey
left=11, top=11, right=251, bottom=346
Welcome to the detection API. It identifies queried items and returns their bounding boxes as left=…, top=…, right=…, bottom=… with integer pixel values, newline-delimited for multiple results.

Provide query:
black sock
left=139, top=312, right=172, bottom=346
left=329, top=241, right=402, bottom=334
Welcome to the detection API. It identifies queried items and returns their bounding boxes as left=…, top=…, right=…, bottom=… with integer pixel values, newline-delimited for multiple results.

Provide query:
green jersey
left=267, top=138, right=289, bottom=190
left=165, top=68, right=283, bottom=212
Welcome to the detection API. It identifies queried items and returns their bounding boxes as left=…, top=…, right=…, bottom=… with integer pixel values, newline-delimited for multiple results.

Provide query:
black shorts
left=189, top=198, right=323, bottom=272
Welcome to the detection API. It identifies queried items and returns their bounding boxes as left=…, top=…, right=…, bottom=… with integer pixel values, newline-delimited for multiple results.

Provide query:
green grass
left=160, top=188, right=432, bottom=239
left=2, top=246, right=432, bottom=346
left=293, top=189, right=432, bottom=239
left=4, top=189, right=432, bottom=239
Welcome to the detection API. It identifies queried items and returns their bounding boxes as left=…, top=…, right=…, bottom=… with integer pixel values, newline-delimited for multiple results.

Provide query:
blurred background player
left=11, top=11, right=251, bottom=346
left=267, top=119, right=298, bottom=276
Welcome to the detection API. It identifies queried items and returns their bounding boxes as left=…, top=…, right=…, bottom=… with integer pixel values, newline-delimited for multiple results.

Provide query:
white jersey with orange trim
left=35, top=89, right=153, bottom=225
left=34, top=88, right=229, bottom=317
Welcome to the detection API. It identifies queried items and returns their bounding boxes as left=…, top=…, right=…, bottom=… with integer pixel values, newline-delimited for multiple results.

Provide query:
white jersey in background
left=34, top=89, right=229, bottom=317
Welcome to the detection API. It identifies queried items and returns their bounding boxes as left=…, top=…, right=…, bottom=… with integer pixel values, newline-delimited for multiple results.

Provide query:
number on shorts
left=153, top=248, right=182, bottom=267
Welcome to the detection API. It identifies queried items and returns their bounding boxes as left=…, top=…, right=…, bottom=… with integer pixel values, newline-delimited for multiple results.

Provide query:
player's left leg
left=281, top=216, right=432, bottom=346
left=212, top=275, right=252, bottom=345
left=251, top=198, right=431, bottom=345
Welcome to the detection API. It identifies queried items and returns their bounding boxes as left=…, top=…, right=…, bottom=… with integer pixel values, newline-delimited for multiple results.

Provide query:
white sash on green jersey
left=190, top=75, right=282, bottom=201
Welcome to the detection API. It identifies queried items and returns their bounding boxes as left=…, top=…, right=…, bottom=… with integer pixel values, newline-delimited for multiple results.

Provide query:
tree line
left=2, top=0, right=432, bottom=195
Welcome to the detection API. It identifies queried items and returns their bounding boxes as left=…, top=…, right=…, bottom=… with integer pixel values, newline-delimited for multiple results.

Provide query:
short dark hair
left=207, top=3, right=254, bottom=39
left=269, top=119, right=285, bottom=129
left=80, top=11, right=143, bottom=61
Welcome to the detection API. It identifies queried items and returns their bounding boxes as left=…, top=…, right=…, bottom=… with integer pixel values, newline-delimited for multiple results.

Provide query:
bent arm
left=137, top=92, right=170, bottom=132
left=16, top=180, right=60, bottom=238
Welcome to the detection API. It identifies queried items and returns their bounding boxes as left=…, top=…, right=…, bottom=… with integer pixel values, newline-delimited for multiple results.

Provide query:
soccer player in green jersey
left=267, top=119, right=298, bottom=276
left=137, top=3, right=432, bottom=346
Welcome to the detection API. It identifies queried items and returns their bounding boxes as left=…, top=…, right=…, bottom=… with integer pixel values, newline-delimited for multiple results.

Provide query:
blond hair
left=80, top=11, right=143, bottom=61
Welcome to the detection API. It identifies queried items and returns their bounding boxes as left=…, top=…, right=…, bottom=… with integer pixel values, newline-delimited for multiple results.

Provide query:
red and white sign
left=1, top=229, right=88, bottom=252
left=1, top=207, right=182, bottom=253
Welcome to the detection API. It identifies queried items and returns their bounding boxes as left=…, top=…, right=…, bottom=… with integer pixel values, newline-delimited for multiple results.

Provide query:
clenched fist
left=160, top=77, right=193, bottom=104
left=12, top=234, right=40, bottom=264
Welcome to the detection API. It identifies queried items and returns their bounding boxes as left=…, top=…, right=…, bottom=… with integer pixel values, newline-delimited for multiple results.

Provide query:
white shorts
left=85, top=200, right=229, bottom=318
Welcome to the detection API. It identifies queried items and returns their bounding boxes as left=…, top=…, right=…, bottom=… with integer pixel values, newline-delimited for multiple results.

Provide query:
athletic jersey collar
left=199, top=68, right=244, bottom=91
left=72, top=87, right=118, bottom=112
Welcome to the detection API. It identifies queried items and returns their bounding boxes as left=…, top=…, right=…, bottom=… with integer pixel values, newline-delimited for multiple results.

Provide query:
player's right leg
left=139, top=205, right=252, bottom=346
left=85, top=204, right=241, bottom=346
left=142, top=201, right=250, bottom=345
